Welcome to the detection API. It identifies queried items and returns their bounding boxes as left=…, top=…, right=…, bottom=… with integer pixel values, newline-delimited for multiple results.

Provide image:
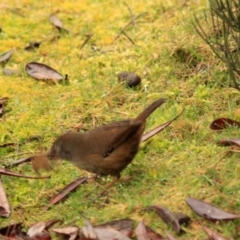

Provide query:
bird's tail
left=134, top=98, right=166, bottom=122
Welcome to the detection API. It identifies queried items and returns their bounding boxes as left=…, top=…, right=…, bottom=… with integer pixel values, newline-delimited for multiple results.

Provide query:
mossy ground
left=0, top=0, right=240, bottom=239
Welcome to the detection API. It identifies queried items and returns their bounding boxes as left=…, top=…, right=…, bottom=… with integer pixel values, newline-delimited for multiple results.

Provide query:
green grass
left=0, top=0, right=240, bottom=239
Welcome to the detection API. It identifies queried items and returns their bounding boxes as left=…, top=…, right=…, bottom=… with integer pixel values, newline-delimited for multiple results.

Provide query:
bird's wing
left=103, top=121, right=142, bottom=157
left=86, top=121, right=142, bottom=156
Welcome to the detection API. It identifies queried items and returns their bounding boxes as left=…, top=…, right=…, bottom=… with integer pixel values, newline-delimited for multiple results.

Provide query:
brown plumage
left=48, top=98, right=166, bottom=193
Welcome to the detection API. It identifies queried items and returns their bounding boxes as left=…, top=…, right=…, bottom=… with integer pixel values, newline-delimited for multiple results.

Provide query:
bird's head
left=47, top=136, right=72, bottom=161
left=47, top=141, right=61, bottom=160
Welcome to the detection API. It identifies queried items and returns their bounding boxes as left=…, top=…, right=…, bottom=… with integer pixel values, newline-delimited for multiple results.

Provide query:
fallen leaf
left=0, top=50, right=13, bottom=64
left=25, top=62, right=63, bottom=83
left=94, top=227, right=131, bottom=240
left=165, top=231, right=176, bottom=240
left=46, top=177, right=88, bottom=210
left=82, top=219, right=97, bottom=239
left=186, top=197, right=240, bottom=220
left=0, top=178, right=10, bottom=217
left=49, top=14, right=69, bottom=33
left=203, top=226, right=229, bottom=240
left=30, top=232, right=52, bottom=240
left=0, top=168, right=49, bottom=179
left=0, top=223, right=23, bottom=239
left=135, top=220, right=151, bottom=240
left=27, top=219, right=61, bottom=239
left=210, top=118, right=240, bottom=130
left=146, top=205, right=190, bottom=234
left=52, top=226, right=80, bottom=240
left=217, top=138, right=240, bottom=147
left=94, top=218, right=134, bottom=237
left=145, top=226, right=165, bottom=240
left=83, top=218, right=131, bottom=240
left=2, top=68, right=19, bottom=76
left=27, top=221, right=48, bottom=238
left=44, top=219, right=63, bottom=230
left=49, top=14, right=63, bottom=28
left=141, top=108, right=185, bottom=142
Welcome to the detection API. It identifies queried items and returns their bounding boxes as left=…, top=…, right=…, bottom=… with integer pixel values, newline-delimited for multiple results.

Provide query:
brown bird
left=48, top=98, right=166, bottom=194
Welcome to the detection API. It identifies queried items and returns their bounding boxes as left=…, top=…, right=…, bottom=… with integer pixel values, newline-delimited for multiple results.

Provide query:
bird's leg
left=83, top=175, right=120, bottom=202
left=82, top=174, right=100, bottom=198
left=98, top=175, right=120, bottom=197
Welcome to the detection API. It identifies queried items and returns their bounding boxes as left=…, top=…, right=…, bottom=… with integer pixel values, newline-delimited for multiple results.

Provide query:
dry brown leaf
left=210, top=118, right=240, bottom=130
left=186, top=197, right=240, bottom=221
left=203, top=226, right=230, bottom=240
left=0, top=50, right=13, bottom=64
left=0, top=168, right=49, bottom=179
left=25, top=62, right=63, bottom=83
left=141, top=108, right=185, bottom=142
left=53, top=226, right=80, bottom=240
left=49, top=14, right=69, bottom=33
left=135, top=220, right=151, bottom=240
left=0, top=178, right=10, bottom=217
left=46, top=177, right=88, bottom=210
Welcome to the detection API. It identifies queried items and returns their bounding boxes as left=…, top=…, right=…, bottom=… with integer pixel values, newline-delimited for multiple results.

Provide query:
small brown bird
left=48, top=98, right=166, bottom=194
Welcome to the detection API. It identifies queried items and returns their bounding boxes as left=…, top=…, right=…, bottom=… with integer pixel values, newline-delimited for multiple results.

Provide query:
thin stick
left=98, top=176, right=120, bottom=197
left=79, top=34, right=93, bottom=50
left=112, top=12, right=146, bottom=44
left=207, top=149, right=237, bottom=170
left=1, top=151, right=33, bottom=159
left=0, top=6, right=25, bottom=17
left=123, top=2, right=136, bottom=27
left=122, top=30, right=135, bottom=45
left=3, top=156, right=32, bottom=169
left=81, top=49, right=114, bottom=59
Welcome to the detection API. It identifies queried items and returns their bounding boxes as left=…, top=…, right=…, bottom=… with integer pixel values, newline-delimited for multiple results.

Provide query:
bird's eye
left=103, top=147, right=114, bottom=158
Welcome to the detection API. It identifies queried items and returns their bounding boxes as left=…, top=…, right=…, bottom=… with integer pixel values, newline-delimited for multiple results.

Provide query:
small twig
left=79, top=34, right=93, bottom=50
left=1, top=151, right=33, bottom=159
left=123, top=2, right=136, bottom=27
left=7, top=8, right=25, bottom=17
left=122, top=30, right=135, bottom=45
left=192, top=14, right=226, bottom=63
left=208, top=148, right=240, bottom=170
left=81, top=49, right=114, bottom=59
left=0, top=6, right=25, bottom=17
left=112, top=12, right=146, bottom=44
left=3, top=156, right=32, bottom=169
